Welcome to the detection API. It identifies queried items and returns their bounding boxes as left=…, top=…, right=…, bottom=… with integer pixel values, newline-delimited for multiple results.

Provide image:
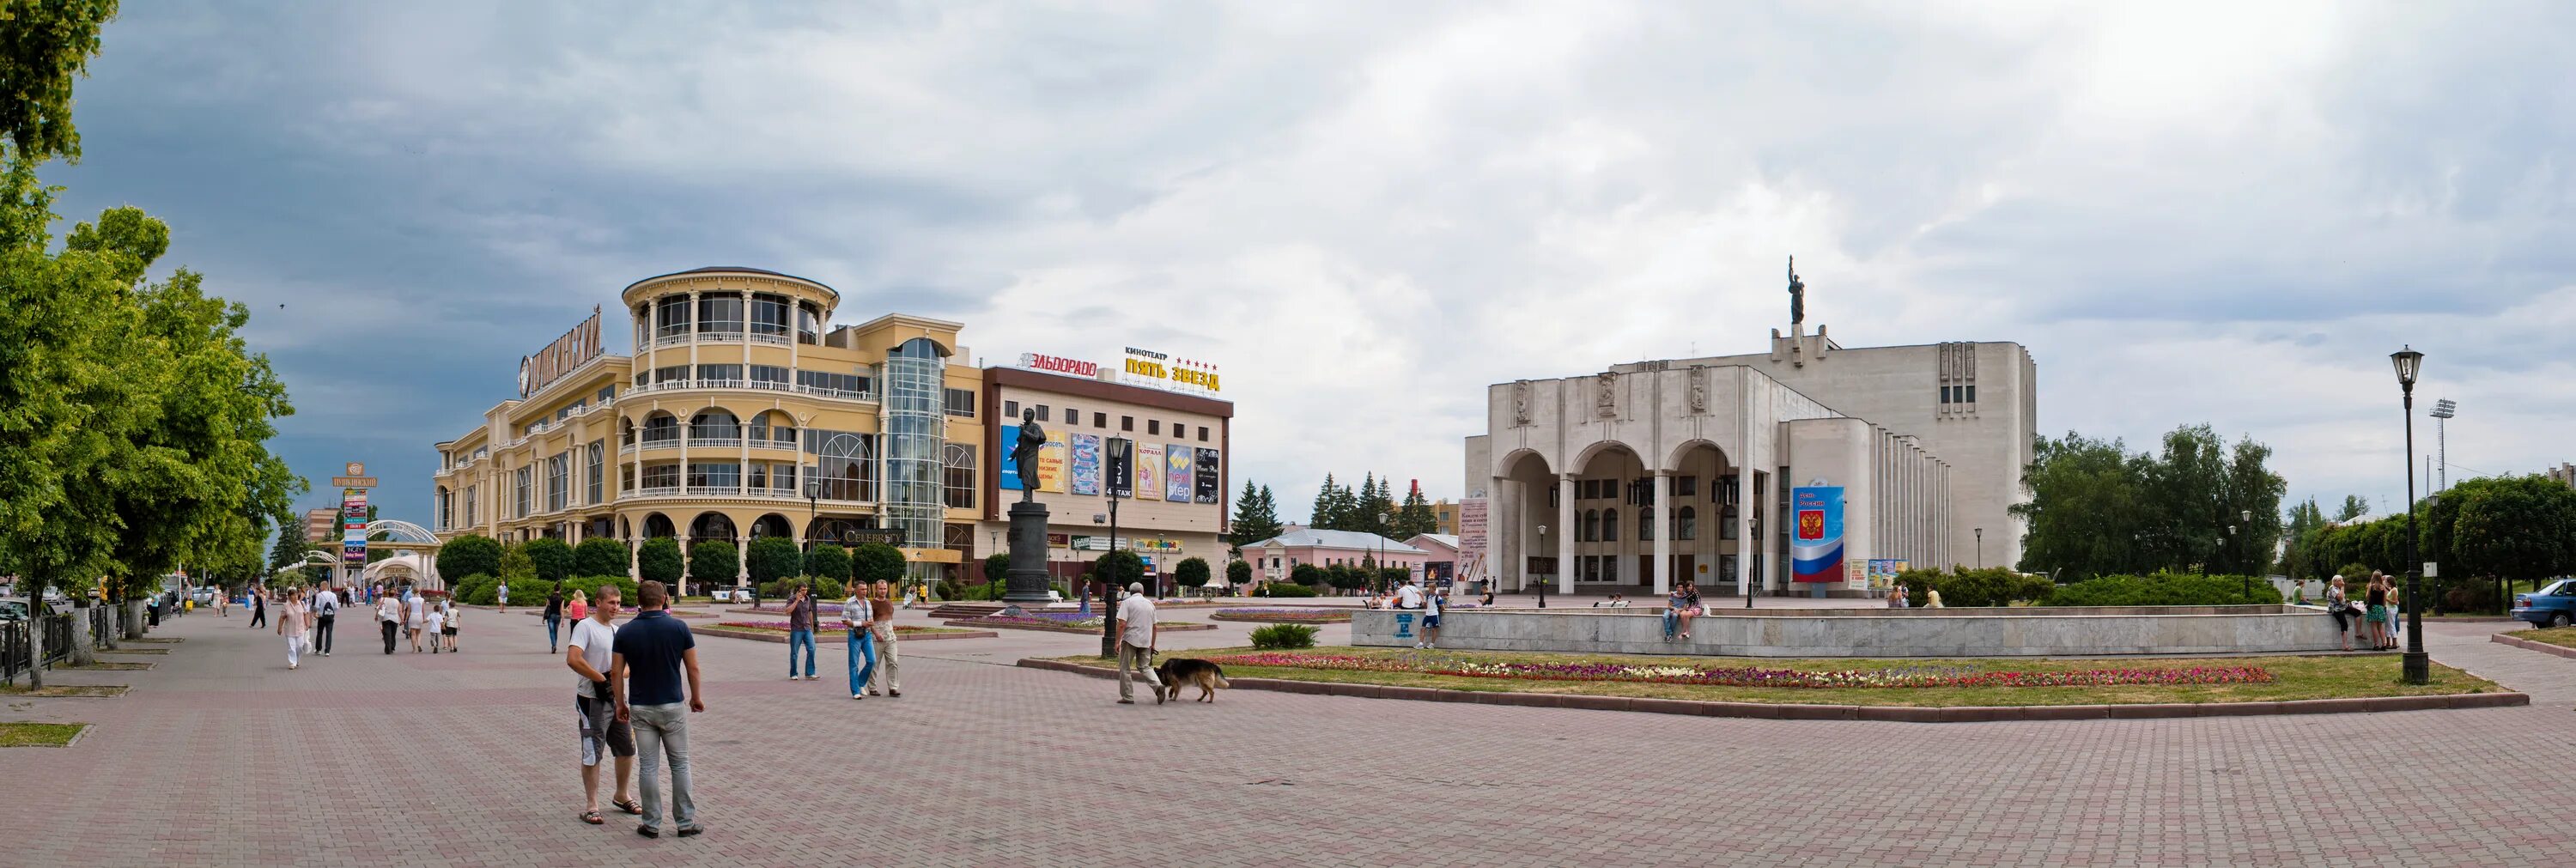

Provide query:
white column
left=1653, top=470, right=1674, bottom=595
left=1556, top=472, right=1577, bottom=596
left=736, top=533, right=750, bottom=584
left=627, top=535, right=641, bottom=580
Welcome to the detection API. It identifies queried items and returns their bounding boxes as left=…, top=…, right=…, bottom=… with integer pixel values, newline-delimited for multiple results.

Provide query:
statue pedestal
left=1002, top=501, right=1054, bottom=604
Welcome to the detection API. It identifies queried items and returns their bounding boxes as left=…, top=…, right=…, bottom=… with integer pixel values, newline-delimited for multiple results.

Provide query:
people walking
left=309, top=585, right=339, bottom=657
left=611, top=580, right=703, bottom=839
left=277, top=588, right=308, bottom=670
left=443, top=600, right=462, bottom=652
left=498, top=580, right=511, bottom=614
left=406, top=588, right=427, bottom=653
left=247, top=585, right=267, bottom=628
left=426, top=601, right=446, bottom=654
left=567, top=586, right=638, bottom=826
left=867, top=580, right=901, bottom=698
left=783, top=584, right=818, bottom=681
left=843, top=583, right=875, bottom=701
left=377, top=590, right=403, bottom=654
left=545, top=587, right=567, bottom=653
left=568, top=589, right=589, bottom=622
left=1115, top=582, right=1162, bottom=704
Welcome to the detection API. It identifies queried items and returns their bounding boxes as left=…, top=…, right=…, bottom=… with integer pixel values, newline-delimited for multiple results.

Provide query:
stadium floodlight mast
left=2429, top=398, right=2457, bottom=492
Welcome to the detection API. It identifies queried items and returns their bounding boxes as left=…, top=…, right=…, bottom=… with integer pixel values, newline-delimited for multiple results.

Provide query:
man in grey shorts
left=566, top=586, right=637, bottom=823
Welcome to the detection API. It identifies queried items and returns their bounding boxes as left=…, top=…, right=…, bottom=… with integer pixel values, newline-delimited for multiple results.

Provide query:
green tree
left=1354, top=473, right=1398, bottom=537
left=1393, top=483, right=1437, bottom=538
left=2281, top=498, right=2326, bottom=581
left=2014, top=425, right=2286, bottom=580
left=0, top=0, right=117, bottom=165
left=2444, top=476, right=2576, bottom=614
left=522, top=537, right=574, bottom=582
left=1309, top=473, right=1349, bottom=531
left=1227, top=481, right=1285, bottom=549
left=1174, top=556, right=1211, bottom=588
left=1091, top=549, right=1145, bottom=590
left=636, top=537, right=683, bottom=585
left=2336, top=495, right=2371, bottom=521
left=1226, top=559, right=1252, bottom=587
left=497, top=545, right=535, bottom=583
left=746, top=537, right=801, bottom=585
left=689, top=539, right=738, bottom=588
left=803, top=543, right=850, bottom=582
left=573, top=537, right=629, bottom=578
left=268, top=522, right=308, bottom=572
left=850, top=542, right=905, bottom=585
left=1288, top=562, right=1325, bottom=587
left=438, top=534, right=502, bottom=580
left=982, top=551, right=1010, bottom=583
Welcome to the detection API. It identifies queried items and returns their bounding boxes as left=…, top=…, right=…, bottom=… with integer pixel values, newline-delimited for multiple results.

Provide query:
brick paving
left=3, top=607, right=2572, bottom=867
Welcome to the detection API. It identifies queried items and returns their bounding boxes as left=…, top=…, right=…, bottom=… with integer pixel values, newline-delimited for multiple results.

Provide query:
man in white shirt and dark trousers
left=1115, top=582, right=1162, bottom=705
left=309, top=586, right=340, bottom=656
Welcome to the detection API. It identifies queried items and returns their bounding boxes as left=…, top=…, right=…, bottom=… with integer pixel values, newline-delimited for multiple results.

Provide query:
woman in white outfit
left=276, top=589, right=309, bottom=670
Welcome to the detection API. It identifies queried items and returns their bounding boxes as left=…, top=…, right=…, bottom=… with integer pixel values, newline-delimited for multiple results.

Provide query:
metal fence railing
left=1, top=618, right=26, bottom=685
left=88, top=605, right=112, bottom=649
left=0, top=613, right=74, bottom=686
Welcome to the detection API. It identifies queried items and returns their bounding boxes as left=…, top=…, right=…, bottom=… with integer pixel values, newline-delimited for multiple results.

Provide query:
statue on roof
left=1786, top=255, right=1806, bottom=327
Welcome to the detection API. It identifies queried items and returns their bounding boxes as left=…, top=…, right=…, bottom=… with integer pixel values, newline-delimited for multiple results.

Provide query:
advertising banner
left=1069, top=434, right=1102, bottom=496
left=1866, top=559, right=1910, bottom=591
left=1194, top=447, right=1221, bottom=504
left=999, top=425, right=1026, bottom=491
left=1790, top=485, right=1844, bottom=583
left=341, top=487, right=368, bottom=566
left=1458, top=496, right=1488, bottom=568
left=1164, top=447, right=1193, bottom=501
left=1135, top=444, right=1163, bottom=501
left=1040, top=431, right=1069, bottom=493
left=1104, top=436, right=1133, bottom=498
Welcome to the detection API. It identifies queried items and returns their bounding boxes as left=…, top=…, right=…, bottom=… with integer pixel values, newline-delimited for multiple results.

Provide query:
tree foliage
left=1225, top=559, right=1252, bottom=586
left=521, top=537, right=574, bottom=582
left=1091, top=549, right=1145, bottom=589
left=1288, top=562, right=1324, bottom=587
left=745, top=537, right=801, bottom=584
left=688, top=539, right=737, bottom=582
left=573, top=537, right=629, bottom=578
left=849, top=542, right=905, bottom=585
left=1174, top=556, right=1211, bottom=588
left=636, top=537, right=683, bottom=584
left=1392, top=482, right=1437, bottom=539
left=436, top=535, right=502, bottom=581
left=2013, top=425, right=2286, bottom=580
left=1226, top=481, right=1284, bottom=549
left=981, top=551, right=1010, bottom=583
left=0, top=0, right=116, bottom=165
left=802, top=543, right=849, bottom=582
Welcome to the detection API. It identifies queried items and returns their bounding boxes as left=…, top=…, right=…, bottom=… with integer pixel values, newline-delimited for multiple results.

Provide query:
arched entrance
left=1568, top=441, right=1647, bottom=594
left=641, top=513, right=677, bottom=538
left=689, top=512, right=738, bottom=542
left=750, top=513, right=793, bottom=540
left=1500, top=450, right=1555, bottom=592
left=1666, top=441, right=1739, bottom=593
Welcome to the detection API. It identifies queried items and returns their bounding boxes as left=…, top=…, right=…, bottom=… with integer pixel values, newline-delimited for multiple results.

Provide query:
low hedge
left=559, top=575, right=642, bottom=605
left=757, top=577, right=847, bottom=600
left=2044, top=572, right=2282, bottom=607
left=1253, top=582, right=1319, bottom=598
left=1895, top=568, right=2056, bottom=608
left=1249, top=623, right=1318, bottom=649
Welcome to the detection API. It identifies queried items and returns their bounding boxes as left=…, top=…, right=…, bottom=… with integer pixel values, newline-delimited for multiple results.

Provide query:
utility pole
left=2430, top=398, right=2456, bottom=492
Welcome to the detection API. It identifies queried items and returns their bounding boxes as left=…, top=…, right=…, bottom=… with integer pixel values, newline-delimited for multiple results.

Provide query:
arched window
left=1639, top=507, right=1654, bottom=542
left=1601, top=507, right=1619, bottom=542
left=690, top=410, right=739, bottom=442
left=944, top=442, right=977, bottom=509
left=1720, top=506, right=1739, bottom=540
left=641, top=413, right=679, bottom=445
left=1582, top=509, right=1600, bottom=542
left=1676, top=506, right=1697, bottom=541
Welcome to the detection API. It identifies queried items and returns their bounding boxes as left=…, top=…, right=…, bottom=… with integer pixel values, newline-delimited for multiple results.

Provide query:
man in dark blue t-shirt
left=611, top=580, right=703, bottom=839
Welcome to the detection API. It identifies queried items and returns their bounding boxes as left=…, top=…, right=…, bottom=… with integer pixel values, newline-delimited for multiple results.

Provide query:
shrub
left=562, top=575, right=642, bottom=606
left=689, top=540, right=738, bottom=584
left=1897, top=567, right=2054, bottom=608
left=522, top=538, right=574, bottom=582
left=1255, top=582, right=1318, bottom=598
left=984, top=552, right=1011, bottom=583
left=1175, top=557, right=1211, bottom=588
left=1289, top=563, right=1324, bottom=587
left=436, top=535, right=501, bottom=582
left=1226, top=560, right=1253, bottom=586
left=1249, top=623, right=1318, bottom=650
left=1089, top=550, right=1146, bottom=591
left=2334, top=562, right=2377, bottom=583
left=447, top=574, right=494, bottom=605
left=2044, top=571, right=2283, bottom=607
left=1378, top=567, right=1410, bottom=589
left=747, top=537, right=802, bottom=585
left=760, top=577, right=847, bottom=601
left=1326, top=564, right=1364, bottom=591
left=573, top=537, right=630, bottom=578
left=637, top=537, right=683, bottom=585
left=802, top=544, right=849, bottom=582
left=497, top=545, right=537, bottom=583
left=851, top=543, right=906, bottom=585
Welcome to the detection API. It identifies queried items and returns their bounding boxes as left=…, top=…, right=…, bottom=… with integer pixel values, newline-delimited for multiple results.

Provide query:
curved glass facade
left=883, top=337, right=947, bottom=576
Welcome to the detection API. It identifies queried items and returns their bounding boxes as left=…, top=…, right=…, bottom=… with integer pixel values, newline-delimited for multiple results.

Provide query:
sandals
left=580, top=810, right=604, bottom=825
left=613, top=798, right=642, bottom=815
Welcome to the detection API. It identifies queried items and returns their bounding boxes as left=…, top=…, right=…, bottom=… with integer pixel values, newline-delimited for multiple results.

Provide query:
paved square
left=6, top=604, right=2572, bottom=867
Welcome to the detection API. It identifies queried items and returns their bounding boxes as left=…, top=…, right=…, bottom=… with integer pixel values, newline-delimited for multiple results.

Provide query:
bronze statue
left=1786, top=255, right=1805, bottom=326
left=1011, top=408, right=1048, bottom=501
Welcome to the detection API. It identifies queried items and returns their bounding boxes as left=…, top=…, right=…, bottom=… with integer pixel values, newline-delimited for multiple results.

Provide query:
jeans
left=546, top=616, right=562, bottom=652
left=1662, top=608, right=1680, bottom=640
left=847, top=629, right=876, bottom=695
left=787, top=628, right=817, bottom=677
left=380, top=620, right=398, bottom=654
left=313, top=615, right=334, bottom=653
left=630, top=702, right=696, bottom=832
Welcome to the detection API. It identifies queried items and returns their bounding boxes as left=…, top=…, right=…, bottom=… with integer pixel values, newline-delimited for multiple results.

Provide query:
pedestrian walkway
left=3, top=603, right=2571, bottom=866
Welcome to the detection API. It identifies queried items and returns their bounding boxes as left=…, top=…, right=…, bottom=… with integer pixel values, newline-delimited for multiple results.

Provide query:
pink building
left=1405, top=533, right=1461, bottom=582
left=1242, top=529, right=1431, bottom=582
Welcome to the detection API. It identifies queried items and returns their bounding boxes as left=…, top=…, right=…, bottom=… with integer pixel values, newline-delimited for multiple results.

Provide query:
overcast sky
left=46, top=1, right=2576, bottom=533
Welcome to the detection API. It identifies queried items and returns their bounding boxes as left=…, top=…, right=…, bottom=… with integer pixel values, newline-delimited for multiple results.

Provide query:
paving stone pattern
left=3, top=604, right=2572, bottom=867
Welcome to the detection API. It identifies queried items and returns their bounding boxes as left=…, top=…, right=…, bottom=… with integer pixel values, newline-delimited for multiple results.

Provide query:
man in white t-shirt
left=1416, top=586, right=1445, bottom=649
left=1395, top=580, right=1424, bottom=610
left=565, top=586, right=635, bottom=824
left=1115, top=582, right=1161, bottom=704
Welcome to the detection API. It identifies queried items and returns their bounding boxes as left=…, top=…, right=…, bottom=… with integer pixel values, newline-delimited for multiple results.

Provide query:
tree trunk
left=119, top=600, right=142, bottom=640
left=24, top=603, right=41, bottom=690
left=65, top=601, right=96, bottom=667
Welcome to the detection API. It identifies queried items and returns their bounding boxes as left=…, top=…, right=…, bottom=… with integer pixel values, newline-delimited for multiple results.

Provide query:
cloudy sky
left=45, top=1, right=2576, bottom=531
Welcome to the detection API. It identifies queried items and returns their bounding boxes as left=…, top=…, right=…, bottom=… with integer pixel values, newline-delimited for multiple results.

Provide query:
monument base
left=1001, top=501, right=1054, bottom=604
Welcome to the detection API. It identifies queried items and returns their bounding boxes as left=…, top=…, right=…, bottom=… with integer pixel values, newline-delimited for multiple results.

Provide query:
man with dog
left=1115, top=581, right=1163, bottom=704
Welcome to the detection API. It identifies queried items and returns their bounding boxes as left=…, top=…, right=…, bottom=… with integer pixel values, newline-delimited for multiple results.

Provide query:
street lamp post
left=2391, top=346, right=2429, bottom=685
left=1097, top=436, right=1130, bottom=657
left=1974, top=527, right=1983, bottom=569
left=1534, top=525, right=1549, bottom=609
left=2236, top=509, right=2252, bottom=599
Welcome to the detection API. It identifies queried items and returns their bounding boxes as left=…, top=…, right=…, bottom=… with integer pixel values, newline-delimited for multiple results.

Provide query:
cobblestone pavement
left=5, top=605, right=2572, bottom=867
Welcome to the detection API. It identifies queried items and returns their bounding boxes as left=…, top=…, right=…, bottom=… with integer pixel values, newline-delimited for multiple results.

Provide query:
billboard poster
left=1866, top=559, right=1910, bottom=591
left=341, top=488, right=368, bottom=566
left=1458, top=496, right=1488, bottom=561
left=1069, top=434, right=1102, bottom=496
left=1104, top=436, right=1133, bottom=498
left=1040, top=430, right=1069, bottom=493
left=1194, top=447, right=1221, bottom=504
left=1164, top=446, right=1193, bottom=501
left=999, top=425, right=1026, bottom=490
left=1135, top=444, right=1163, bottom=501
left=1790, top=484, right=1844, bottom=583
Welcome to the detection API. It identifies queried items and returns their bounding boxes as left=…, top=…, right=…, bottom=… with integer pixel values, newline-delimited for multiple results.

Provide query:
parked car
left=0, top=599, right=27, bottom=621
left=2511, top=578, right=2576, bottom=628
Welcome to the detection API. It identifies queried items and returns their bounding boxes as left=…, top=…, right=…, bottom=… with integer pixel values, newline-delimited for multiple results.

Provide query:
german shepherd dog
left=1154, top=658, right=1230, bottom=704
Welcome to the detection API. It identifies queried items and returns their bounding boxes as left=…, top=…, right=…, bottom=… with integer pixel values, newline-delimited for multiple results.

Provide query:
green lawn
left=1044, top=646, right=2507, bottom=708
left=0, top=722, right=87, bottom=747
left=2507, top=627, right=2576, bottom=650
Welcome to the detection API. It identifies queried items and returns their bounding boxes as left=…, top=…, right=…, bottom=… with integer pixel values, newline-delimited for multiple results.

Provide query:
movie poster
left=1164, top=446, right=1193, bottom=501
left=1069, top=434, right=1102, bottom=495
left=1040, top=430, right=1069, bottom=493
left=1135, top=444, right=1163, bottom=501
left=1194, top=447, right=1221, bottom=504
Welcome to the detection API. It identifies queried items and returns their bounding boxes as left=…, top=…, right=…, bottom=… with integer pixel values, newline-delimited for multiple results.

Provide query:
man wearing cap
left=1115, top=581, right=1162, bottom=704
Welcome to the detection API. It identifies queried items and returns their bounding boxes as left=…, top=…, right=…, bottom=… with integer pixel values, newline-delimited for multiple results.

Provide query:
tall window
left=687, top=461, right=740, bottom=490
left=464, top=484, right=477, bottom=525
left=944, top=443, right=977, bottom=509
left=697, top=293, right=744, bottom=334
left=1093, top=412, right=1106, bottom=428
left=1676, top=506, right=1697, bottom=541
left=1003, top=400, right=1019, bottom=419
left=797, top=370, right=869, bottom=398
left=690, top=410, right=739, bottom=442
left=437, top=487, right=453, bottom=529
left=750, top=365, right=791, bottom=387
left=1147, top=420, right=1161, bottom=435
left=586, top=440, right=605, bottom=503
left=641, top=464, right=680, bottom=489
left=1639, top=507, right=1653, bottom=541
left=944, top=388, right=976, bottom=417
left=1582, top=509, right=1600, bottom=542
left=1199, top=426, right=1210, bottom=442
left=809, top=431, right=878, bottom=501
left=546, top=452, right=568, bottom=512
left=653, top=365, right=689, bottom=385
left=641, top=414, right=679, bottom=444
left=1062, top=407, right=1076, bottom=425
left=653, top=295, right=691, bottom=338
left=796, top=302, right=821, bottom=344
left=514, top=466, right=532, bottom=517
left=750, top=293, right=790, bottom=338
left=1674, top=476, right=1697, bottom=497
left=1601, top=507, right=1619, bottom=542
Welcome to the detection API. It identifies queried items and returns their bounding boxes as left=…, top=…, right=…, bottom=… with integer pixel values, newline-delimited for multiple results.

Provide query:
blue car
left=2512, top=578, right=2576, bottom=628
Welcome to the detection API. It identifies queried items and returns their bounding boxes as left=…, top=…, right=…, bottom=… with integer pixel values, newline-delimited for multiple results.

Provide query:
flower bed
left=1211, top=609, right=1352, bottom=624
left=1197, top=653, right=2275, bottom=689
left=951, top=615, right=1216, bottom=634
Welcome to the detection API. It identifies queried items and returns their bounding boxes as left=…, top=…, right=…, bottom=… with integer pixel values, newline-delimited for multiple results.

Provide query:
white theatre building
left=1464, top=323, right=2037, bottom=598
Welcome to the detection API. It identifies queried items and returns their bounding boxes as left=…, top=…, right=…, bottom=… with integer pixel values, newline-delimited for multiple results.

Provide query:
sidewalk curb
left=1013, top=659, right=2531, bottom=722
left=2490, top=633, right=2576, bottom=660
